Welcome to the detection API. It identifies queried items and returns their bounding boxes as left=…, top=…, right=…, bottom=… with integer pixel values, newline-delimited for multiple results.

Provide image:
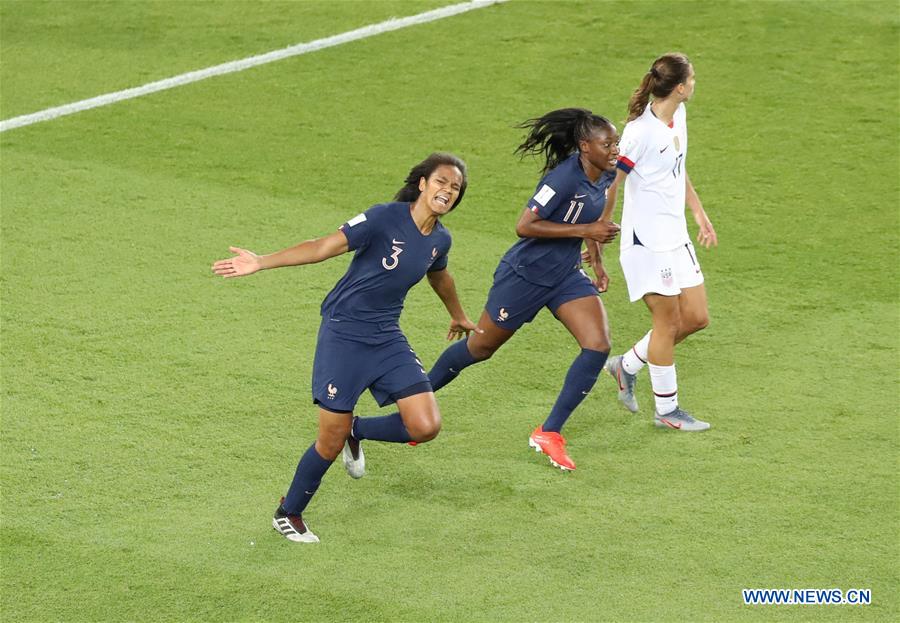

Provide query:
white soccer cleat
left=272, top=498, right=320, bottom=543
left=342, top=438, right=365, bottom=479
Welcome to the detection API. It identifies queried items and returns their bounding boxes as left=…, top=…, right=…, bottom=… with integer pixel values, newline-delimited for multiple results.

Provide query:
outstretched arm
left=212, top=230, right=349, bottom=278
left=686, top=172, right=718, bottom=249
left=426, top=269, right=482, bottom=340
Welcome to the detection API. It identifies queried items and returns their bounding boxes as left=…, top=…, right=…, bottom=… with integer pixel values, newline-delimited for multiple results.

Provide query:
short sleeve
left=526, top=167, right=577, bottom=219
left=427, top=232, right=452, bottom=273
left=339, top=207, right=379, bottom=251
left=616, top=124, right=646, bottom=174
left=428, top=253, right=449, bottom=273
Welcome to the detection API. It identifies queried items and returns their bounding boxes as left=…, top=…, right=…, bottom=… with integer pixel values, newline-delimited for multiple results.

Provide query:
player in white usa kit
left=601, top=52, right=718, bottom=431
left=212, top=154, right=479, bottom=543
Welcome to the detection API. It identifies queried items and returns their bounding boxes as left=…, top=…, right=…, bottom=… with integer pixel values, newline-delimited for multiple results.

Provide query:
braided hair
left=515, top=108, right=614, bottom=175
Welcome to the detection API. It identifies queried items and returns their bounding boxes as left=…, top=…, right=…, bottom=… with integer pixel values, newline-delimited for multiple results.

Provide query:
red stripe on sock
left=653, top=390, right=677, bottom=398
left=632, top=346, right=646, bottom=363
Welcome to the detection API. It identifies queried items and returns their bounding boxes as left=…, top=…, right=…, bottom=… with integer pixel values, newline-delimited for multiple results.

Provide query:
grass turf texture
left=2, top=0, right=898, bottom=621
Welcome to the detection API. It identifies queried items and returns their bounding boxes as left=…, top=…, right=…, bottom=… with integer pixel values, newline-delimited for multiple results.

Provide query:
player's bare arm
left=426, top=269, right=481, bottom=340
left=212, top=230, right=350, bottom=278
left=515, top=208, right=620, bottom=243
left=582, top=238, right=609, bottom=292
left=599, top=174, right=623, bottom=222
left=685, top=172, right=717, bottom=248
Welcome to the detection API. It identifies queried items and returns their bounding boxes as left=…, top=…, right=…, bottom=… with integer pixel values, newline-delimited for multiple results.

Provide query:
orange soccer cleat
left=528, top=425, right=576, bottom=471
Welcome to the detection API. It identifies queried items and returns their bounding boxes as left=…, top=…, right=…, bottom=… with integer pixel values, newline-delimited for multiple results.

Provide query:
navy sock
left=428, top=338, right=479, bottom=392
left=542, top=348, right=609, bottom=433
left=352, top=412, right=411, bottom=443
left=282, top=443, right=334, bottom=515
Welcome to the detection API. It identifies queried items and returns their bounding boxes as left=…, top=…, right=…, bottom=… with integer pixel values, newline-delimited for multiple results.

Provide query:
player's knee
left=467, top=342, right=497, bottom=361
left=694, top=313, right=710, bottom=333
left=681, top=312, right=709, bottom=337
left=316, top=421, right=351, bottom=459
left=580, top=334, right=611, bottom=352
left=654, top=314, right=681, bottom=339
left=407, top=411, right=442, bottom=443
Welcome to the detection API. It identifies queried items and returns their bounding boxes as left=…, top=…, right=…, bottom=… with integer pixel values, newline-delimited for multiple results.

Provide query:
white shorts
left=620, top=242, right=704, bottom=302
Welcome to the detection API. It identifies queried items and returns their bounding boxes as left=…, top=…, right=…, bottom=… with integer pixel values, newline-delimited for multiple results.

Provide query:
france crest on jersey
left=320, top=202, right=451, bottom=334
left=502, top=153, right=614, bottom=286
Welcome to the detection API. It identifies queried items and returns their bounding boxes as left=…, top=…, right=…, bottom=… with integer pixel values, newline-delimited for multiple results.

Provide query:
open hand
left=447, top=317, right=483, bottom=341
left=212, top=246, right=262, bottom=278
left=694, top=212, right=718, bottom=249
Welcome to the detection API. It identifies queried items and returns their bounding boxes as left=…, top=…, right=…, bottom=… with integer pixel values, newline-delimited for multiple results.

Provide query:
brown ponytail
left=626, top=52, right=692, bottom=122
left=627, top=72, right=655, bottom=122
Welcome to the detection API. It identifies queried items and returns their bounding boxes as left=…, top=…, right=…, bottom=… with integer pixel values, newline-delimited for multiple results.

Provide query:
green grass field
left=2, top=1, right=898, bottom=621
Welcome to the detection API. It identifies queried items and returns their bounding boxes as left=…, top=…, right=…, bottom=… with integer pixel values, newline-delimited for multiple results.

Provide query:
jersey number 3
left=382, top=245, right=404, bottom=270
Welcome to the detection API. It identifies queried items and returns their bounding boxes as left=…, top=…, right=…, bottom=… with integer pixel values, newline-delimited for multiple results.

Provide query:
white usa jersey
left=616, top=102, right=690, bottom=252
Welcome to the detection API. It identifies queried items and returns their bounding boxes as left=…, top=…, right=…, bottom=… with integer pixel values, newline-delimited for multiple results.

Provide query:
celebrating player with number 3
left=213, top=153, right=479, bottom=543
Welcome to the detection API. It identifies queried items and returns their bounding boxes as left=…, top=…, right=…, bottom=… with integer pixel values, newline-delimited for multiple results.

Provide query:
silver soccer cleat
left=654, top=407, right=710, bottom=432
left=606, top=355, right=639, bottom=413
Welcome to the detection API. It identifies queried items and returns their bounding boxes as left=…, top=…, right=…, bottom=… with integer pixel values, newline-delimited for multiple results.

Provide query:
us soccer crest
left=661, top=267, right=674, bottom=288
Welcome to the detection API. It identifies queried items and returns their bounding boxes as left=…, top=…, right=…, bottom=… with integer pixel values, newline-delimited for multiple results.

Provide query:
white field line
left=0, top=0, right=506, bottom=133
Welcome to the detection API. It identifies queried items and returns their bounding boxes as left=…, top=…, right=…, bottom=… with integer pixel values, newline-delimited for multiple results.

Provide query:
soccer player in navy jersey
left=212, top=153, right=479, bottom=543
left=427, top=109, right=622, bottom=471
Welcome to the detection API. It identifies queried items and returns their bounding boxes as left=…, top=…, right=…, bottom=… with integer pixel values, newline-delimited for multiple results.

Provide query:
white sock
left=649, top=363, right=678, bottom=415
left=622, top=330, right=652, bottom=375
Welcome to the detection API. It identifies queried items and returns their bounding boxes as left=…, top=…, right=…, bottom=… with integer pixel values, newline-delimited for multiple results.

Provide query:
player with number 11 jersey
left=427, top=108, right=622, bottom=472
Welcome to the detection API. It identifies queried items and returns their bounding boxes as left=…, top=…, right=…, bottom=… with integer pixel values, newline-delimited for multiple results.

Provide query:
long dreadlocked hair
left=515, top=108, right=614, bottom=175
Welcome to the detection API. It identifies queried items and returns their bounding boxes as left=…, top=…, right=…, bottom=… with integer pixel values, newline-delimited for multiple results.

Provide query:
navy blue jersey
left=501, top=153, right=615, bottom=287
left=320, top=202, right=451, bottom=328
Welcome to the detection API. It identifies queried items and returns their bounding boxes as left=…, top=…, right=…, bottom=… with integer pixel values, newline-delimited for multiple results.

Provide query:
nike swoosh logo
left=581, top=391, right=590, bottom=395
left=392, top=239, right=405, bottom=245
left=574, top=194, right=587, bottom=199
left=660, top=418, right=681, bottom=429
left=659, top=145, right=669, bottom=153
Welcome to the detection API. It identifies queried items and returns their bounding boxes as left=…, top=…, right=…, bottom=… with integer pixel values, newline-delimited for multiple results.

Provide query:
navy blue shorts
left=484, top=261, right=599, bottom=331
left=311, top=319, right=432, bottom=413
